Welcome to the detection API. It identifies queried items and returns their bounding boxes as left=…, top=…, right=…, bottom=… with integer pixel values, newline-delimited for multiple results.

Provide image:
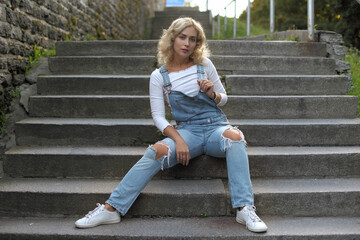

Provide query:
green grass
left=346, top=47, right=360, bottom=117
left=212, top=16, right=269, bottom=40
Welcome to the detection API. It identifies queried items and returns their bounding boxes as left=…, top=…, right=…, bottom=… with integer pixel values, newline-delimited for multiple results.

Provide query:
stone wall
left=0, top=0, right=164, bottom=165
left=237, top=30, right=352, bottom=78
left=317, top=30, right=351, bottom=75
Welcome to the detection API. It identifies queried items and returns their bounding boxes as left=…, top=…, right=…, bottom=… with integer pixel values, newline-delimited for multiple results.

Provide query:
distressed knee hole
left=221, top=126, right=247, bottom=151
left=152, top=142, right=169, bottom=160
left=223, top=129, right=242, bottom=141
left=150, top=142, right=172, bottom=170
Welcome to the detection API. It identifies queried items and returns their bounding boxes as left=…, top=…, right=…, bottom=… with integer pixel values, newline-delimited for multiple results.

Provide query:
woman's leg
left=206, top=125, right=267, bottom=233
left=105, top=144, right=175, bottom=215
left=75, top=143, right=177, bottom=229
left=106, top=127, right=203, bottom=215
left=205, top=125, right=253, bottom=208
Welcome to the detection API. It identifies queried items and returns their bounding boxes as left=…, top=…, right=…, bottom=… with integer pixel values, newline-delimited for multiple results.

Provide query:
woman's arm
left=149, top=71, right=171, bottom=132
left=163, top=126, right=190, bottom=166
left=204, top=58, right=228, bottom=106
left=149, top=70, right=190, bottom=166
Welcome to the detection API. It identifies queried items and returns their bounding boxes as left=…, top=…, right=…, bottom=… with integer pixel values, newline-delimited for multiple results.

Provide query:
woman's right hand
left=163, top=125, right=190, bottom=166
left=176, top=140, right=190, bottom=166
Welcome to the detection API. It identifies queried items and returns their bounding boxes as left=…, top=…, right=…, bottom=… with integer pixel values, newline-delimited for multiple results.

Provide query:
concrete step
left=48, top=56, right=156, bottom=75
left=29, top=95, right=358, bottom=119
left=152, top=16, right=211, bottom=23
left=0, top=216, right=359, bottom=240
left=226, top=75, right=351, bottom=95
left=37, top=75, right=150, bottom=95
left=48, top=56, right=336, bottom=75
left=211, top=56, right=336, bottom=75
left=55, top=40, right=158, bottom=56
left=37, top=74, right=349, bottom=96
left=0, top=178, right=358, bottom=217
left=209, top=41, right=327, bottom=57
left=55, top=40, right=327, bottom=57
left=151, top=17, right=211, bottom=26
left=151, top=27, right=212, bottom=40
left=15, top=118, right=360, bottom=147
left=5, top=146, right=360, bottom=179
left=154, top=11, right=210, bottom=17
left=163, top=6, right=200, bottom=11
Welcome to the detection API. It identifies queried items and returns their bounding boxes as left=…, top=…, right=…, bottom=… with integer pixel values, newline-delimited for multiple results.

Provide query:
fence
left=211, top=0, right=315, bottom=41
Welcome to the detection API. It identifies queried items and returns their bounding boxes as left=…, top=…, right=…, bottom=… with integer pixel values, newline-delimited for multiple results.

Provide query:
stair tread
left=39, top=74, right=150, bottom=78
left=0, top=216, right=359, bottom=239
left=227, top=74, right=345, bottom=78
left=52, top=55, right=330, bottom=59
left=6, top=145, right=360, bottom=156
left=0, top=178, right=358, bottom=194
left=39, top=74, right=343, bottom=78
left=17, top=118, right=360, bottom=125
left=0, top=178, right=225, bottom=194
left=31, top=95, right=356, bottom=98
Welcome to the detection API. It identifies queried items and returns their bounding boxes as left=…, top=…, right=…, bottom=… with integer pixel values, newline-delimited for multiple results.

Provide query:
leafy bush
left=0, top=87, right=21, bottom=136
left=346, top=47, right=360, bottom=117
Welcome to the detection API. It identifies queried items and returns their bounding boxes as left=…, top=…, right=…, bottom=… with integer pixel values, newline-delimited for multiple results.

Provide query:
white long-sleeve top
left=149, top=57, right=228, bottom=133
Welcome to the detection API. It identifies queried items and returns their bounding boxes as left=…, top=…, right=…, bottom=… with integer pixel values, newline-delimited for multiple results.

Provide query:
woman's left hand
left=198, top=79, right=214, bottom=99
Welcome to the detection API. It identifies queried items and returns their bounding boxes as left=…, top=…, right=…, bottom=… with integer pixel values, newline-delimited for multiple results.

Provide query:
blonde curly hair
left=157, top=17, right=210, bottom=67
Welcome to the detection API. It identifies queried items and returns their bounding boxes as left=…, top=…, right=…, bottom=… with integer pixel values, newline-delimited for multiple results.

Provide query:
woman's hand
left=175, top=139, right=190, bottom=166
left=163, top=126, right=191, bottom=166
left=198, top=79, right=214, bottom=99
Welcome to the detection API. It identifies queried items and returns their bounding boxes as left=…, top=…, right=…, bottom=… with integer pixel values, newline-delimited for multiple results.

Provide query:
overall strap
left=197, top=64, right=205, bottom=81
left=159, top=65, right=172, bottom=93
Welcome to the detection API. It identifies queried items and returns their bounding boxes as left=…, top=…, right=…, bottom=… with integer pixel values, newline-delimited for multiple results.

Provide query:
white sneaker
left=236, top=205, right=268, bottom=233
left=75, top=203, right=120, bottom=228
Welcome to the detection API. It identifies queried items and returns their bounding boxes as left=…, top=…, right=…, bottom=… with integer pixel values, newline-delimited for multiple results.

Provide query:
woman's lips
left=181, top=49, right=189, bottom=53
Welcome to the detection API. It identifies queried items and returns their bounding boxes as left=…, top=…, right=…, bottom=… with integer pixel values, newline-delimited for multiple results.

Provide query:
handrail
left=308, top=0, right=314, bottom=41
left=214, top=0, right=237, bottom=39
left=212, top=0, right=315, bottom=40
left=270, top=0, right=275, bottom=33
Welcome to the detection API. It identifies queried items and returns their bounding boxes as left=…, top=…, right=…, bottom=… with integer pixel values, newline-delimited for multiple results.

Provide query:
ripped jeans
left=106, top=120, right=254, bottom=215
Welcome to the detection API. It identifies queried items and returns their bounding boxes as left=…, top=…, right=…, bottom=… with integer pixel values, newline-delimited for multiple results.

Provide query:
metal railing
left=212, top=0, right=237, bottom=39
left=211, top=0, right=315, bottom=41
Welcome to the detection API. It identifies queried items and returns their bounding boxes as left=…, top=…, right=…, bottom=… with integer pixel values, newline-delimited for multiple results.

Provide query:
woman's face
left=173, top=26, right=198, bottom=62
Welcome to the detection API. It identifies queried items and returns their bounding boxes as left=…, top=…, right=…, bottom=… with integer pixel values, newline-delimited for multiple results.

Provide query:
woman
left=75, top=17, right=268, bottom=233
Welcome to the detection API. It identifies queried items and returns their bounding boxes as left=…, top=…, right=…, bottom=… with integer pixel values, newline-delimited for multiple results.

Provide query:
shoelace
left=85, top=203, right=103, bottom=218
left=246, top=206, right=262, bottom=222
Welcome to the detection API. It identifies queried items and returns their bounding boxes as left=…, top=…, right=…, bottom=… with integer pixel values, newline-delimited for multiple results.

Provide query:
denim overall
left=106, top=65, right=254, bottom=215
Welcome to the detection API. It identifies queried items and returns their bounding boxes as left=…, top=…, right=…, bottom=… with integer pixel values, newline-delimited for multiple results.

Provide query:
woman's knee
left=152, top=142, right=169, bottom=160
left=223, top=129, right=242, bottom=141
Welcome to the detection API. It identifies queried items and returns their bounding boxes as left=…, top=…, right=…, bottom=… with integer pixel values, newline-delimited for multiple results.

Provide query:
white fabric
left=149, top=58, right=228, bottom=133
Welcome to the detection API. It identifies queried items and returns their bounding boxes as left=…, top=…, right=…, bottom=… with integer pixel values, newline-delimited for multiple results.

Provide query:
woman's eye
left=190, top=38, right=196, bottom=42
left=179, top=36, right=185, bottom=39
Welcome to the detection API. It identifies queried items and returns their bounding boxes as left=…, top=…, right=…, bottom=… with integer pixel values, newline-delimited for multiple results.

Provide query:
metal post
left=270, top=0, right=275, bottom=33
left=308, top=0, right=314, bottom=41
left=206, top=0, right=209, bottom=11
left=212, top=18, right=215, bottom=39
left=247, top=0, right=250, bottom=36
left=217, top=14, right=220, bottom=38
left=224, top=7, right=227, bottom=36
left=233, top=0, right=237, bottom=38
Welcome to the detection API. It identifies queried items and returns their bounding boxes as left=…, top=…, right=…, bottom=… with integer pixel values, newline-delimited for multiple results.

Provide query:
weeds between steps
left=0, top=45, right=56, bottom=137
left=346, top=47, right=360, bottom=117
left=25, top=44, right=56, bottom=75
left=0, top=34, right=98, bottom=136
left=1, top=44, right=54, bottom=136
left=0, top=87, right=21, bottom=136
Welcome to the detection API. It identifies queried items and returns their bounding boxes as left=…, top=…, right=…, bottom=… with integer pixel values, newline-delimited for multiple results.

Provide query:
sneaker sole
left=236, top=217, right=268, bottom=233
left=75, top=218, right=121, bottom=229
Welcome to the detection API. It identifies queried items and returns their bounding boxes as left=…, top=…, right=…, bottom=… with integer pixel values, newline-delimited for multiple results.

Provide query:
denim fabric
left=106, top=69, right=254, bottom=215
